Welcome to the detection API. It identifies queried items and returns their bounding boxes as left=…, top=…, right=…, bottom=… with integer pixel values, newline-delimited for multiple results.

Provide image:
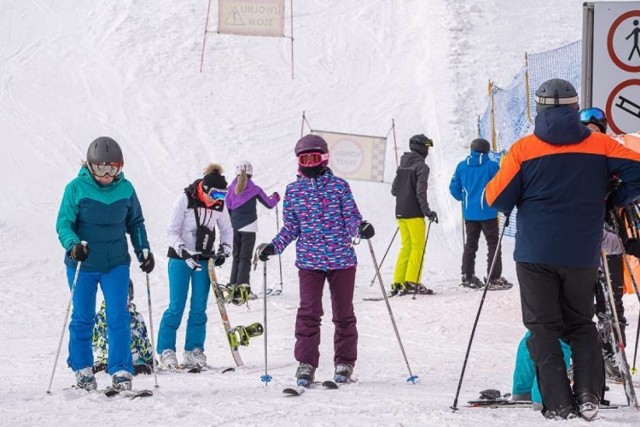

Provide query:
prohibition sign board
left=607, top=10, right=640, bottom=72
left=606, top=79, right=640, bottom=135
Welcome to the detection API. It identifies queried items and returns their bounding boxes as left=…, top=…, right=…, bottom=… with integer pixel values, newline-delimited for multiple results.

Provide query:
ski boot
left=184, top=348, right=207, bottom=369
left=389, top=282, right=407, bottom=296
left=487, top=277, right=513, bottom=290
left=405, top=281, right=434, bottom=295
left=334, top=363, right=354, bottom=383
left=295, top=362, right=316, bottom=387
left=112, top=370, right=133, bottom=391
left=226, top=284, right=252, bottom=306
left=75, top=367, right=98, bottom=391
left=577, top=393, right=599, bottom=421
left=160, top=349, right=179, bottom=370
left=228, top=322, right=264, bottom=348
left=460, top=274, right=483, bottom=289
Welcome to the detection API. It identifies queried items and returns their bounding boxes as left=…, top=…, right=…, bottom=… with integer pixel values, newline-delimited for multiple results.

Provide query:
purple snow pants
left=295, top=267, right=358, bottom=368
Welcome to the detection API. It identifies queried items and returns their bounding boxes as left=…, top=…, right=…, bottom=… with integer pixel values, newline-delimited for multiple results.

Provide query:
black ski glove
left=69, top=242, right=89, bottom=262
left=426, top=211, right=439, bottom=223
left=358, top=221, right=375, bottom=239
left=257, top=243, right=275, bottom=262
left=138, top=251, right=155, bottom=273
left=213, top=253, right=226, bottom=267
left=213, top=243, right=231, bottom=267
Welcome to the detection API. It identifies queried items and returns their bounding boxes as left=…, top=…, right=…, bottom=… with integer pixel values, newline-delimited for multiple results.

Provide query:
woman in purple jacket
left=225, top=161, right=280, bottom=304
left=257, top=134, right=375, bottom=387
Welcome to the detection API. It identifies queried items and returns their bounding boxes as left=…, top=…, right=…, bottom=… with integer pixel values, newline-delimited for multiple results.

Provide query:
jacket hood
left=466, top=150, right=491, bottom=167
left=184, top=179, right=200, bottom=198
left=400, top=151, right=426, bottom=167
left=533, top=106, right=591, bottom=146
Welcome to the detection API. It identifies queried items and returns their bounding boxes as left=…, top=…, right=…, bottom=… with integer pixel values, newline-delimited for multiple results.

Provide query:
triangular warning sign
left=224, top=7, right=244, bottom=26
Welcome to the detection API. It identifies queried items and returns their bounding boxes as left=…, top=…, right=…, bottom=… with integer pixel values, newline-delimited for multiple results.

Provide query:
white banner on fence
left=218, top=0, right=284, bottom=37
left=313, top=131, right=386, bottom=182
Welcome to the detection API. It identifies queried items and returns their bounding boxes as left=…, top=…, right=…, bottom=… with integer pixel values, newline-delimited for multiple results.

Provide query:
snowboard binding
left=227, top=322, right=264, bottom=348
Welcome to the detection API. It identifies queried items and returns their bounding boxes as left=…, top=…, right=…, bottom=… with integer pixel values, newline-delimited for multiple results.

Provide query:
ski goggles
left=579, top=107, right=606, bottom=124
left=207, top=188, right=227, bottom=201
left=89, top=162, right=123, bottom=177
left=297, top=152, right=329, bottom=167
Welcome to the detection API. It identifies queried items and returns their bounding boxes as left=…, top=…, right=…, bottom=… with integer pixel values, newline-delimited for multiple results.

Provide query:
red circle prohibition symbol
left=607, top=10, right=640, bottom=72
left=605, top=78, right=640, bottom=134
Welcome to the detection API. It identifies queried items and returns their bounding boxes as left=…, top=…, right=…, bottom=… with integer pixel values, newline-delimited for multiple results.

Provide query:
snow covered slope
left=0, top=0, right=637, bottom=425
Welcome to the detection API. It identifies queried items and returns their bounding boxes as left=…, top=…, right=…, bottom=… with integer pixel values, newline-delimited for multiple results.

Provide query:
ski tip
left=222, top=367, right=235, bottom=374
left=322, top=380, right=339, bottom=389
left=283, top=386, right=305, bottom=396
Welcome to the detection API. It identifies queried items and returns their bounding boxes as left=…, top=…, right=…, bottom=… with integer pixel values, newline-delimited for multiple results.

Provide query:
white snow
left=1, top=0, right=638, bottom=426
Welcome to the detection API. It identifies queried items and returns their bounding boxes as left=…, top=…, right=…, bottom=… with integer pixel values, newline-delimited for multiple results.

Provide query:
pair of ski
left=70, top=385, right=153, bottom=399
left=282, top=380, right=342, bottom=396
left=597, top=257, right=639, bottom=408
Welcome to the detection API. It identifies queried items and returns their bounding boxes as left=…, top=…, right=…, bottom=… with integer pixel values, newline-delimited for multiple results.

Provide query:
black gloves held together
left=213, top=253, right=226, bottom=267
left=624, top=238, right=640, bottom=258
left=70, top=243, right=89, bottom=262
left=358, top=221, right=375, bottom=240
left=138, top=251, right=155, bottom=273
left=257, top=243, right=275, bottom=262
left=426, top=211, right=439, bottom=224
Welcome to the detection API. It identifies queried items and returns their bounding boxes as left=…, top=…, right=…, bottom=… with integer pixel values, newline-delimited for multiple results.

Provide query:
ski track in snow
left=1, top=1, right=639, bottom=425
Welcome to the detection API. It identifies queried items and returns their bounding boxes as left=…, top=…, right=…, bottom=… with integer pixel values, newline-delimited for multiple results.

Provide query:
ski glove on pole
left=138, top=251, right=155, bottom=273
left=257, top=243, right=275, bottom=262
left=426, top=211, right=439, bottom=223
left=272, top=192, right=281, bottom=202
left=178, top=246, right=202, bottom=271
left=358, top=221, right=375, bottom=239
left=69, top=243, right=89, bottom=261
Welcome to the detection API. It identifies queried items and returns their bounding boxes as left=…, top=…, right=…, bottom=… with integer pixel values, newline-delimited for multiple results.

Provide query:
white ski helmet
left=235, top=161, right=253, bottom=176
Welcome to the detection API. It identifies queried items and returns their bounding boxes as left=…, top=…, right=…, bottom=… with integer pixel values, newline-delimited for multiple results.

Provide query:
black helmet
left=409, top=134, right=433, bottom=157
left=295, top=134, right=329, bottom=156
left=470, top=138, right=490, bottom=154
left=535, top=79, right=579, bottom=113
left=86, top=137, right=124, bottom=164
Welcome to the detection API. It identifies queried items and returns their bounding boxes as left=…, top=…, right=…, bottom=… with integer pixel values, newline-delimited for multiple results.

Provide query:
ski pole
left=275, top=205, right=283, bottom=294
left=143, top=249, right=159, bottom=388
left=451, top=216, right=509, bottom=412
left=602, top=251, right=639, bottom=408
left=633, top=307, right=640, bottom=375
left=413, top=220, right=433, bottom=300
left=47, top=241, right=86, bottom=394
left=369, top=227, right=399, bottom=287
left=260, top=254, right=272, bottom=385
left=367, top=238, right=418, bottom=384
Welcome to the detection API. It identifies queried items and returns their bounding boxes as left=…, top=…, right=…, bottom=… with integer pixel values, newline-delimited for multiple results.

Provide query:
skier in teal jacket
left=56, top=137, right=154, bottom=392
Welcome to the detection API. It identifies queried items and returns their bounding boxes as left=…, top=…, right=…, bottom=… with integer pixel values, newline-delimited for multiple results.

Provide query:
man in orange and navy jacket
left=485, top=79, right=640, bottom=421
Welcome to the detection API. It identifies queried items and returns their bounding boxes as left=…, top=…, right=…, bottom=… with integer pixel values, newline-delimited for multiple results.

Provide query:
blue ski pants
left=66, top=264, right=132, bottom=374
left=157, top=258, right=211, bottom=353
left=512, top=330, right=571, bottom=403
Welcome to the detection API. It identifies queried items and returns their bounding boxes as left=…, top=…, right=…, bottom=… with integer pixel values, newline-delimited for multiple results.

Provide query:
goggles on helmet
left=579, top=107, right=606, bottom=124
left=297, top=152, right=329, bottom=167
left=207, top=188, right=227, bottom=201
left=89, top=162, right=123, bottom=177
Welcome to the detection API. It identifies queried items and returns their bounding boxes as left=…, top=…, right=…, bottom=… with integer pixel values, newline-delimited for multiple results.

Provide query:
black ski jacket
left=391, top=151, right=432, bottom=218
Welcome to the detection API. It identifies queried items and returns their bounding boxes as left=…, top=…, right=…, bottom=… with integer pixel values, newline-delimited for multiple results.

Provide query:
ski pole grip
left=143, top=248, right=149, bottom=260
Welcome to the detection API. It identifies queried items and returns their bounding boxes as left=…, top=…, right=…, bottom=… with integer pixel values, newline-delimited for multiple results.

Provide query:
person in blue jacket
left=56, top=137, right=154, bottom=392
left=449, top=138, right=510, bottom=290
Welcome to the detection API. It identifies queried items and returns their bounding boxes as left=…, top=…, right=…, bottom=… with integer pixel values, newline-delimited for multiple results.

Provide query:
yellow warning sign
left=218, top=0, right=284, bottom=37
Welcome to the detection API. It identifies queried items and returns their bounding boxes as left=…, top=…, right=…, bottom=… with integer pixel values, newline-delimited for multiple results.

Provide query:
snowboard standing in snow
left=208, top=258, right=264, bottom=367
